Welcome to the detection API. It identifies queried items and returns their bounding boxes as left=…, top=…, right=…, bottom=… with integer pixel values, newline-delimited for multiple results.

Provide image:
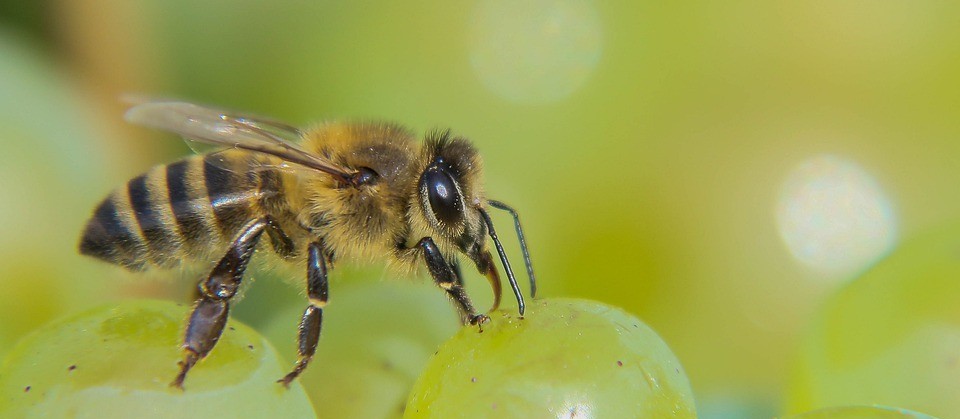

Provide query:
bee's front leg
left=172, top=218, right=268, bottom=389
left=417, top=237, right=489, bottom=328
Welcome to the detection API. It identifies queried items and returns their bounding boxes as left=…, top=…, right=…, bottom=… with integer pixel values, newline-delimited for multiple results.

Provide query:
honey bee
left=79, top=101, right=536, bottom=388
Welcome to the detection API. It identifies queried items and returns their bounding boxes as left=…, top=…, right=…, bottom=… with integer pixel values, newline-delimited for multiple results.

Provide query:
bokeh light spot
left=776, top=155, right=898, bottom=280
left=469, top=0, right=603, bottom=105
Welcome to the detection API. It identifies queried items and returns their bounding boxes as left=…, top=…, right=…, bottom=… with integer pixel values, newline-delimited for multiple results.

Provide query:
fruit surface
left=782, top=405, right=940, bottom=419
left=0, top=300, right=316, bottom=418
left=404, top=298, right=697, bottom=418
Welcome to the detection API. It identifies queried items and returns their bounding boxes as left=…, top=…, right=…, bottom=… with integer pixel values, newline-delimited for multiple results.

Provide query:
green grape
left=781, top=405, right=940, bottom=419
left=259, top=280, right=461, bottom=419
left=0, top=300, right=316, bottom=418
left=403, top=298, right=697, bottom=418
left=786, top=223, right=960, bottom=418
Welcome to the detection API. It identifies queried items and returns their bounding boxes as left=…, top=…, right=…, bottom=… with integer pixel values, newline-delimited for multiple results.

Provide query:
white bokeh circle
left=469, top=0, right=603, bottom=105
left=776, top=155, right=898, bottom=280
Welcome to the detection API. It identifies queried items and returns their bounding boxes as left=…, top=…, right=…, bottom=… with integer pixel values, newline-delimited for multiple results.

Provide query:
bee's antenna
left=478, top=208, right=525, bottom=316
left=487, top=200, right=537, bottom=298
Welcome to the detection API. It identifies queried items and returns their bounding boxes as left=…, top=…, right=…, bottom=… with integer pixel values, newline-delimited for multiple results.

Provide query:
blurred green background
left=1, top=1, right=959, bottom=418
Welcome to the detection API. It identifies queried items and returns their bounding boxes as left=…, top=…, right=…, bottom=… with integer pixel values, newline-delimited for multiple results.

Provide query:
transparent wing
left=125, top=101, right=355, bottom=183
left=122, top=95, right=303, bottom=144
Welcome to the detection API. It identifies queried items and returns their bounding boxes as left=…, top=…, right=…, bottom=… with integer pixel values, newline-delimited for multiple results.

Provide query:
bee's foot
left=170, top=352, right=199, bottom=390
left=277, top=358, right=311, bottom=389
left=276, top=375, right=295, bottom=389
left=169, top=378, right=186, bottom=391
left=469, top=314, right=490, bottom=332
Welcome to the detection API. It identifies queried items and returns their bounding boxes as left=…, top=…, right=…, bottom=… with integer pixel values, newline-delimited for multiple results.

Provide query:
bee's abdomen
left=79, top=190, right=151, bottom=270
left=80, top=164, right=183, bottom=270
left=80, top=153, right=266, bottom=270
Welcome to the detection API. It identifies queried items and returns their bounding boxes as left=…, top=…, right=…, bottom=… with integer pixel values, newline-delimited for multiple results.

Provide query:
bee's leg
left=417, top=237, right=489, bottom=328
left=264, top=215, right=295, bottom=258
left=278, top=240, right=328, bottom=387
left=171, top=218, right=268, bottom=389
left=450, top=259, right=464, bottom=288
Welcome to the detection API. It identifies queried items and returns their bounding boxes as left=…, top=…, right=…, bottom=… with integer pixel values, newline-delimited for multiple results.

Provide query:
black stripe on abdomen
left=203, top=154, right=256, bottom=238
left=166, top=159, right=213, bottom=248
left=128, top=172, right=180, bottom=266
left=79, top=197, right=146, bottom=270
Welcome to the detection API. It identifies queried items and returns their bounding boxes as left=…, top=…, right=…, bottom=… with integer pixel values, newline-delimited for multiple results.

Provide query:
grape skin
left=0, top=300, right=316, bottom=418
left=404, top=298, right=697, bottom=418
left=782, top=405, right=940, bottom=418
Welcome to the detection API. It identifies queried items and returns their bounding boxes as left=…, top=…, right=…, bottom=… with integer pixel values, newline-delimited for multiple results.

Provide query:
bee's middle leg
left=417, top=237, right=489, bottom=328
left=172, top=218, right=268, bottom=389
left=278, top=240, right=328, bottom=387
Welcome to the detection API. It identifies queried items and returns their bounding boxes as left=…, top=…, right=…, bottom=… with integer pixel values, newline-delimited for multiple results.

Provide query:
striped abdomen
left=80, top=152, right=281, bottom=270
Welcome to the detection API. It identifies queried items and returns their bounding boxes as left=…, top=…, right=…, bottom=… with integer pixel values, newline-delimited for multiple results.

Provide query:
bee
left=79, top=101, right=536, bottom=388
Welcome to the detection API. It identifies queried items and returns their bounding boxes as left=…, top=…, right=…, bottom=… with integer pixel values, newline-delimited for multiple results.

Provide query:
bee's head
left=416, top=131, right=488, bottom=261
left=415, top=130, right=537, bottom=315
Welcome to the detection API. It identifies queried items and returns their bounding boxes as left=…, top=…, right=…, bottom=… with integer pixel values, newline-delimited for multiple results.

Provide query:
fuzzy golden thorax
left=285, top=123, right=489, bottom=273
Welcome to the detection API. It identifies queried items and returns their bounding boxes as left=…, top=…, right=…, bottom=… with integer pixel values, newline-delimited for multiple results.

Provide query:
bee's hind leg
left=278, top=240, right=328, bottom=387
left=417, top=237, right=489, bottom=329
left=172, top=218, right=268, bottom=389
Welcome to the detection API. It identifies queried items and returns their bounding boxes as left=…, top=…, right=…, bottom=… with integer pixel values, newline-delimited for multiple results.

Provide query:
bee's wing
left=125, top=101, right=356, bottom=182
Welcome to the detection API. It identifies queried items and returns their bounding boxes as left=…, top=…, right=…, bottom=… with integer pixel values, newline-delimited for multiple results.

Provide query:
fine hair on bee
left=78, top=101, right=537, bottom=388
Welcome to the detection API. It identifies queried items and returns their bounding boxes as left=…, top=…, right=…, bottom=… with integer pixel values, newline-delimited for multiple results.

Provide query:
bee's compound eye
left=422, top=168, right=463, bottom=226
